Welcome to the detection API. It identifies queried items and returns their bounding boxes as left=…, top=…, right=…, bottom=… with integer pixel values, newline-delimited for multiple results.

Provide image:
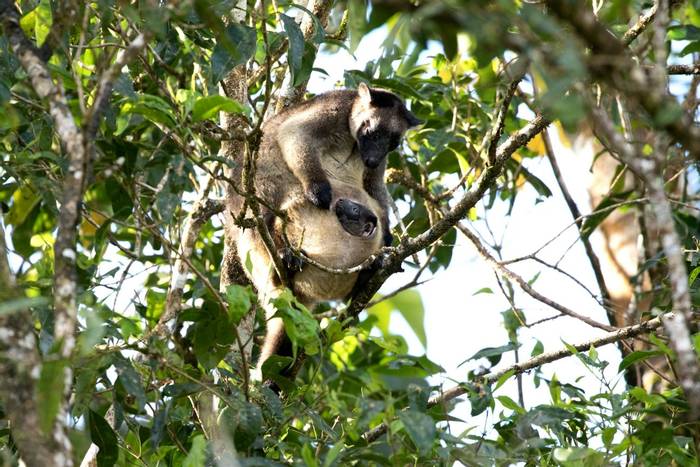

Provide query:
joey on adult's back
left=258, top=82, right=422, bottom=243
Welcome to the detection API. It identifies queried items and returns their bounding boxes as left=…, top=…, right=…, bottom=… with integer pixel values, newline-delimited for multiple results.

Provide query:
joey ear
left=405, top=109, right=424, bottom=128
left=357, top=82, right=372, bottom=104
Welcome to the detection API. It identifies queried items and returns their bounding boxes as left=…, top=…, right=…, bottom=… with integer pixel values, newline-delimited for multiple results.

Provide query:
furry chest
left=321, top=149, right=365, bottom=186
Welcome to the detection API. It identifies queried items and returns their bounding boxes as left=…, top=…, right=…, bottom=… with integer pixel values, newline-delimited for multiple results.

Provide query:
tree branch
left=1, top=2, right=91, bottom=463
left=668, top=63, right=700, bottom=75
left=544, top=0, right=700, bottom=161
left=590, top=102, right=700, bottom=420
left=155, top=179, right=224, bottom=336
left=85, top=32, right=149, bottom=139
left=621, top=3, right=657, bottom=45
left=0, top=222, right=70, bottom=465
left=346, top=114, right=551, bottom=317
left=363, top=310, right=672, bottom=443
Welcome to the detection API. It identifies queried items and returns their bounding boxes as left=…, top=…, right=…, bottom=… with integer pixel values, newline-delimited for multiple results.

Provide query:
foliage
left=1, top=0, right=700, bottom=465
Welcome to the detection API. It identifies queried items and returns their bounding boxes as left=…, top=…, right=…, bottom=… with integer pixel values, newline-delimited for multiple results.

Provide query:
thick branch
left=621, top=3, right=657, bottom=45
left=155, top=182, right=224, bottom=336
left=668, top=63, right=700, bottom=75
left=1, top=3, right=88, bottom=463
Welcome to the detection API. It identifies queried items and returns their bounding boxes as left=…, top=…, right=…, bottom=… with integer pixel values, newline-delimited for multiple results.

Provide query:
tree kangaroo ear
left=358, top=82, right=372, bottom=104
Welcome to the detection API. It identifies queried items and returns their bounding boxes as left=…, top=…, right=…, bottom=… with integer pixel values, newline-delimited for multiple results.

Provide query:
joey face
left=335, top=198, right=378, bottom=238
left=350, top=83, right=423, bottom=169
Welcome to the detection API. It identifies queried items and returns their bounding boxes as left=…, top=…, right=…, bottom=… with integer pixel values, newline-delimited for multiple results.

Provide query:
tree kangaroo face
left=334, top=198, right=378, bottom=238
left=350, top=83, right=423, bottom=169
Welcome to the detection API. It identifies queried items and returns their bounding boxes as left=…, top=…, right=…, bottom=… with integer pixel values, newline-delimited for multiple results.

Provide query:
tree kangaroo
left=228, top=83, right=422, bottom=379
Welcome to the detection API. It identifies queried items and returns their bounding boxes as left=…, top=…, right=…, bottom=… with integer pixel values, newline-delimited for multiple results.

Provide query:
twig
left=622, top=3, right=657, bottom=45
left=85, top=32, right=149, bottom=138
left=540, top=126, right=615, bottom=325
left=458, top=223, right=615, bottom=332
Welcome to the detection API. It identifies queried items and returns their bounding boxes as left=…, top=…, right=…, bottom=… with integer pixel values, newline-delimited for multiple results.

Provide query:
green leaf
left=522, top=405, right=574, bottom=429
left=520, top=166, right=552, bottom=198
left=668, top=25, right=700, bottom=41
left=6, top=186, right=41, bottom=226
left=280, top=14, right=309, bottom=87
left=494, top=369, right=515, bottom=391
left=473, top=287, right=493, bottom=295
left=183, top=434, right=207, bottom=467
left=114, top=357, right=147, bottom=410
left=618, top=350, right=665, bottom=372
left=163, top=383, right=201, bottom=398
left=272, top=290, right=320, bottom=356
left=210, top=24, right=257, bottom=82
left=366, top=298, right=392, bottom=336
left=368, top=290, right=426, bottom=347
left=390, top=289, right=426, bottom=348
left=601, top=427, right=615, bottom=447
left=531, top=340, right=544, bottom=357
left=301, top=444, right=318, bottom=467
left=88, top=410, right=119, bottom=467
left=323, top=441, right=344, bottom=467
left=33, top=0, right=53, bottom=46
left=192, top=95, right=245, bottom=122
left=581, top=191, right=633, bottom=239
left=121, top=94, right=177, bottom=128
left=552, top=447, right=605, bottom=465
left=219, top=401, right=263, bottom=450
left=688, top=266, right=700, bottom=287
left=398, top=410, right=436, bottom=454
left=225, top=284, right=253, bottom=325
left=37, top=359, right=65, bottom=435
left=467, top=383, right=493, bottom=416
left=462, top=343, right=518, bottom=367
left=348, top=0, right=368, bottom=51
left=497, top=395, right=525, bottom=414
left=19, top=0, right=52, bottom=46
